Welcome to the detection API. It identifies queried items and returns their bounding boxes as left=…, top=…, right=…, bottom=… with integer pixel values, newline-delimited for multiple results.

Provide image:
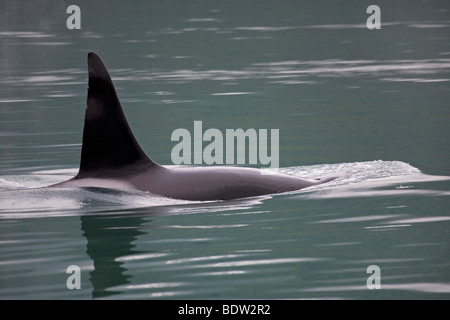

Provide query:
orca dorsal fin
left=76, top=52, right=156, bottom=177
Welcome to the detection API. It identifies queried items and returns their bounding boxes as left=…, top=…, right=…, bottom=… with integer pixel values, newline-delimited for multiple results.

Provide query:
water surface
left=1, top=0, right=449, bottom=299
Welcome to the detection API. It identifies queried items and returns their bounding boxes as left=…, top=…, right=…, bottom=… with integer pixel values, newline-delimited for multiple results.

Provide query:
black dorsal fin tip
left=88, top=52, right=110, bottom=82
left=76, top=52, right=155, bottom=177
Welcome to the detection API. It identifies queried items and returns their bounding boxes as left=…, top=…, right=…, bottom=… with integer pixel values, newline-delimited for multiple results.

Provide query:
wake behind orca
left=52, top=53, right=336, bottom=201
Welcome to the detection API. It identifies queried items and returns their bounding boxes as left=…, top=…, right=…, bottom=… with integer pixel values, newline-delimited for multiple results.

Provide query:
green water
left=0, top=0, right=449, bottom=299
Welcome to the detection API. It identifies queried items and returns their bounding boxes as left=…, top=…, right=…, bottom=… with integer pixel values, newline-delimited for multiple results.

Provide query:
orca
left=52, top=52, right=336, bottom=201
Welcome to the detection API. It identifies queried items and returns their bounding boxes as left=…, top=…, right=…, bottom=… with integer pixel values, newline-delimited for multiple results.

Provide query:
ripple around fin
left=278, top=160, right=422, bottom=182
left=280, top=161, right=450, bottom=199
left=0, top=160, right=448, bottom=218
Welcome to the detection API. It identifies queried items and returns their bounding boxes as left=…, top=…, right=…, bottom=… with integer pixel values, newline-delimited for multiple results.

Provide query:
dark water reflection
left=81, top=213, right=145, bottom=298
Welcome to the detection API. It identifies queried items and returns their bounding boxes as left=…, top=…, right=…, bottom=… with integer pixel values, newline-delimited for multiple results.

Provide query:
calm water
left=1, top=0, right=450, bottom=299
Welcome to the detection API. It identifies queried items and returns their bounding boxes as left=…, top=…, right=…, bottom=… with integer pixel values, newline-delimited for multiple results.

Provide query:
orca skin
left=53, top=53, right=336, bottom=201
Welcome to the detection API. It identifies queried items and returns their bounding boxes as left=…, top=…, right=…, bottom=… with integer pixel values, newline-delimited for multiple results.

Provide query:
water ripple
left=301, top=282, right=450, bottom=294
left=108, top=59, right=450, bottom=86
left=198, top=257, right=321, bottom=269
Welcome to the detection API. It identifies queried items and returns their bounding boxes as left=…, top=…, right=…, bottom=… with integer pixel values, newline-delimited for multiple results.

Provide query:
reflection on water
left=81, top=214, right=143, bottom=298
left=0, top=160, right=449, bottom=299
left=79, top=200, right=279, bottom=299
